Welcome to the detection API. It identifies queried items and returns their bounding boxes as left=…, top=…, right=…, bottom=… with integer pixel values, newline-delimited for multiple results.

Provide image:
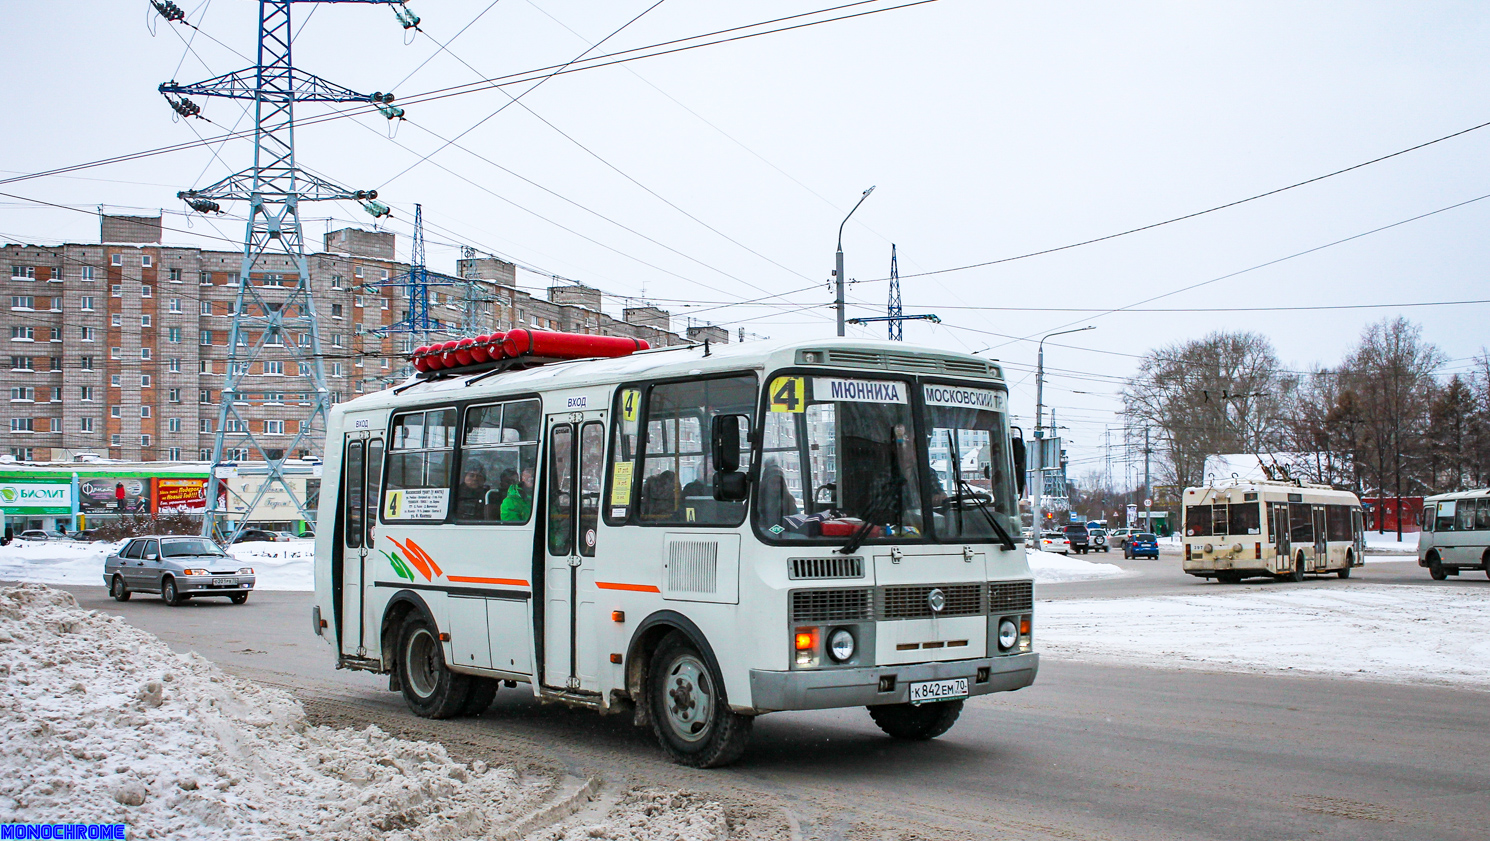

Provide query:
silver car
left=103, top=535, right=257, bottom=606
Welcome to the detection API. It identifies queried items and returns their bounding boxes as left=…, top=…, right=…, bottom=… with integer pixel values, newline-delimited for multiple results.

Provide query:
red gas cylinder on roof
left=411, top=345, right=431, bottom=372
left=420, top=345, right=444, bottom=371
left=502, top=329, right=649, bottom=360
left=439, top=340, right=461, bottom=368
left=454, top=337, right=477, bottom=367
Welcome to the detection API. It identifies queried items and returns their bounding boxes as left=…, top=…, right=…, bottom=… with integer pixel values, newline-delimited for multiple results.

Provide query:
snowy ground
left=0, top=583, right=730, bottom=840
left=1025, top=549, right=1126, bottom=583
left=0, top=538, right=314, bottom=591
left=1038, top=582, right=1490, bottom=688
left=1365, top=532, right=1420, bottom=554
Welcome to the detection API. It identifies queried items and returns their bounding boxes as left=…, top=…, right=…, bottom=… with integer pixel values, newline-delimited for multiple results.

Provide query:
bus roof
left=1424, top=488, right=1490, bottom=503
left=333, top=337, right=1006, bottom=415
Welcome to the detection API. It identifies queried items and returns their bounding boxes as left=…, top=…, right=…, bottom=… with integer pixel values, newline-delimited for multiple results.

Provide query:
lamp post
left=1030, top=325, right=1095, bottom=538
left=835, top=186, right=875, bottom=337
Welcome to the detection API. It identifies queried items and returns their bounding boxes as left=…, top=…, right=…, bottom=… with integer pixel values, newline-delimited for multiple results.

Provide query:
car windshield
left=756, top=374, right=924, bottom=541
left=923, top=384, right=1017, bottom=541
left=160, top=538, right=227, bottom=558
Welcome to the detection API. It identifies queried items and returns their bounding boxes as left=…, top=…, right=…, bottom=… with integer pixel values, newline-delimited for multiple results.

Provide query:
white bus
left=311, top=335, right=1037, bottom=767
left=1181, top=480, right=1365, bottom=582
left=1418, top=489, right=1490, bottom=580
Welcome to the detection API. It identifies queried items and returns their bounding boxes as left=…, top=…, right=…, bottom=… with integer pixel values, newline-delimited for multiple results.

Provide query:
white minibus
left=1418, top=489, right=1490, bottom=580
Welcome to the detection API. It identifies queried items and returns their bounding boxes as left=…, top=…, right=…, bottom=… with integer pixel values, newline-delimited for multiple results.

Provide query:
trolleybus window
left=1185, top=504, right=1212, bottom=536
left=1289, top=502, right=1313, bottom=545
left=455, top=399, right=539, bottom=524
left=1326, top=504, right=1353, bottom=541
left=1228, top=501, right=1261, bottom=535
left=614, top=374, right=755, bottom=526
left=922, top=384, right=1017, bottom=541
left=755, top=375, right=923, bottom=541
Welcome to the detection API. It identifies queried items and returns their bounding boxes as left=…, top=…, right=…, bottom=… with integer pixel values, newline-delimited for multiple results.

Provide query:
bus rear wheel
left=869, top=699, right=964, bottom=740
left=398, top=615, right=470, bottom=719
left=648, top=633, right=752, bottom=768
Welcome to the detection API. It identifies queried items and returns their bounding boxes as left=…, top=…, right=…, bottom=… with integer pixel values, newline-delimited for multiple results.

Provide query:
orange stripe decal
left=447, top=576, right=530, bottom=587
left=596, top=581, right=661, bottom=593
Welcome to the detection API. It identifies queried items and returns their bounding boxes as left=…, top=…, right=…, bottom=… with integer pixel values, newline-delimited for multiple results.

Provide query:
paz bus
left=1181, top=479, right=1365, bottom=583
left=1418, top=488, right=1490, bottom=580
left=311, top=331, right=1038, bottom=767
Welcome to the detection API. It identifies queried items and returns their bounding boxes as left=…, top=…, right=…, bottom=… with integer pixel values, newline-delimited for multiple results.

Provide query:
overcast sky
left=5, top=1, right=1489, bottom=485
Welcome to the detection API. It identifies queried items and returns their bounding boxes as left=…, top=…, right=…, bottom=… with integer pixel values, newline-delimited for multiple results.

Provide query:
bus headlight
left=828, top=629, right=855, bottom=662
left=997, top=618, right=1018, bottom=652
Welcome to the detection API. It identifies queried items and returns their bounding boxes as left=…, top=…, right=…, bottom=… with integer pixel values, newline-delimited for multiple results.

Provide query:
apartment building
left=1, top=213, right=711, bottom=463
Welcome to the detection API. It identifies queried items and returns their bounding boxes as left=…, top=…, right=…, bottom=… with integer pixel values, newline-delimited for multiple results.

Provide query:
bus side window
left=635, top=374, right=756, bottom=526
left=455, top=399, right=539, bottom=525
left=1477, top=499, right=1490, bottom=531
left=605, top=387, right=643, bottom=525
left=385, top=408, right=456, bottom=521
left=1435, top=501, right=1456, bottom=532
left=1458, top=500, right=1476, bottom=532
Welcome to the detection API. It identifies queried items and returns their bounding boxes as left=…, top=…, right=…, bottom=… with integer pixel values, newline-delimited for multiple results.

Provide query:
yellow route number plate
left=768, top=376, right=805, bottom=413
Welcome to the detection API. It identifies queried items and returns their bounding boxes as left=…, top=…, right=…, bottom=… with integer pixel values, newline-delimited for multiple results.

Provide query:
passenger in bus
left=758, top=460, right=799, bottom=525
left=500, top=468, right=532, bottom=522
left=456, top=467, right=491, bottom=520
left=641, top=470, right=680, bottom=519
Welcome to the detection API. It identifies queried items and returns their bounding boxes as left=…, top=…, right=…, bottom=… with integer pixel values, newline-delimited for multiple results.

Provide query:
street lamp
left=1029, top=325, right=1095, bottom=538
left=835, top=186, right=875, bottom=337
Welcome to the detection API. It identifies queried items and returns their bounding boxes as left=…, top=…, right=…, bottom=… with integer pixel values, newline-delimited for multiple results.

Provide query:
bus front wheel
left=1428, top=554, right=1448, bottom=581
left=648, top=633, right=752, bottom=768
left=397, top=615, right=470, bottom=719
left=869, top=700, right=964, bottom=740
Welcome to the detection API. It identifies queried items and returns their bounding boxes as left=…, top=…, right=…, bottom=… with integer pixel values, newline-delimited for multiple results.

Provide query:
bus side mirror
left=711, top=414, right=750, bottom=501
left=1011, top=437, right=1026, bottom=497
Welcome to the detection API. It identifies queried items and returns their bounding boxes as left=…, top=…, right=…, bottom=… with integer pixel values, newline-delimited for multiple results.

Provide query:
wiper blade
left=959, top=481, right=1017, bottom=551
left=838, top=474, right=905, bottom=555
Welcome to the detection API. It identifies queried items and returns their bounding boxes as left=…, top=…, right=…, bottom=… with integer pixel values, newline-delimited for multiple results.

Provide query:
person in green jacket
left=500, top=467, right=534, bottom=522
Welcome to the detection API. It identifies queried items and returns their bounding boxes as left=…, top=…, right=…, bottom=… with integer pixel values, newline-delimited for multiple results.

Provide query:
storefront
left=0, top=473, right=75, bottom=535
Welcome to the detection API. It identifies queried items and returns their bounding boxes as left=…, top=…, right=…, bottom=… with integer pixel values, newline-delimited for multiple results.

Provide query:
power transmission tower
left=887, top=244, right=902, bottom=341
left=161, top=0, right=413, bottom=542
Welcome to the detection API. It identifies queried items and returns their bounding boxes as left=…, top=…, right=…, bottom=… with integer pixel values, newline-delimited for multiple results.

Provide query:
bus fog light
left=828, top=629, right=855, bottom=662
left=997, top=619, right=1018, bottom=651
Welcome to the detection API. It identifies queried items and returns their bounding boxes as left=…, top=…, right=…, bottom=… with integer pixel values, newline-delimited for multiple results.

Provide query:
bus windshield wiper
left=838, top=473, right=904, bottom=555
left=958, top=480, right=1017, bottom=551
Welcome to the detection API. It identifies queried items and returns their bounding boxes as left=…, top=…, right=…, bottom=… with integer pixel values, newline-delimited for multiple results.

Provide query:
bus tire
left=1428, top=553, right=1448, bottom=581
left=397, top=615, right=470, bottom=719
left=869, top=699, right=964, bottom=740
left=1290, top=554, right=1306, bottom=582
left=648, top=633, right=752, bottom=768
left=461, top=677, right=500, bottom=716
left=1337, top=564, right=1351, bottom=579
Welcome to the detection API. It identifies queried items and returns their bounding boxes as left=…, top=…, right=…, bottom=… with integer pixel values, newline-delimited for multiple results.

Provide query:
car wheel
left=161, top=577, right=183, bottom=606
left=649, top=632, right=752, bottom=768
left=1428, top=553, right=1448, bottom=581
left=868, top=699, right=963, bottom=740
left=397, top=614, right=471, bottom=719
left=461, top=677, right=500, bottom=716
left=230, top=593, right=249, bottom=605
left=110, top=575, right=131, bottom=602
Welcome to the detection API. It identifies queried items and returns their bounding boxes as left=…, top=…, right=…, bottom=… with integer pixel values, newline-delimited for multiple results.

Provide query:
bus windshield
left=923, top=383, right=1018, bottom=541
left=756, top=374, right=924, bottom=541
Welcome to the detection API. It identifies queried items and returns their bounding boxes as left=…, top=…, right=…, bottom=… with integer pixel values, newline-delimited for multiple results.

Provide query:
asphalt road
left=31, top=552, right=1486, bottom=841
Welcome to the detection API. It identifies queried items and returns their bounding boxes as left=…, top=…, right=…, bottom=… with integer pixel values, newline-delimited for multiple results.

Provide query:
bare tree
left=1124, top=331, right=1285, bottom=489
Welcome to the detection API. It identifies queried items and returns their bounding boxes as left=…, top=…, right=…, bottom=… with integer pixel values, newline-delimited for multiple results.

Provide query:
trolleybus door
left=1272, top=502, right=1290, bottom=563
left=340, top=433, right=384, bottom=657
left=542, top=418, right=606, bottom=690
left=1313, top=506, right=1327, bottom=569
left=1352, top=507, right=1366, bottom=562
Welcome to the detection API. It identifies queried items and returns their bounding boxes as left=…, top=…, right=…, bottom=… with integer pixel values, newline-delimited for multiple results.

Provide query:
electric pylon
left=159, top=0, right=415, bottom=542
left=887, top=243, right=902, bottom=341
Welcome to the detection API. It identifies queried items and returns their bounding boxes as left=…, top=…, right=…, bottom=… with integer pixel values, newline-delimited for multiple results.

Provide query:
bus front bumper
left=747, top=652, right=1038, bottom=713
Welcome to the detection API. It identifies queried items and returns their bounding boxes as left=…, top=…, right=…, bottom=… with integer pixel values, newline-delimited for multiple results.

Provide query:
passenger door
left=542, top=417, right=606, bottom=690
left=1271, top=503, right=1290, bottom=563
left=1312, top=507, right=1327, bottom=569
left=340, top=433, right=384, bottom=657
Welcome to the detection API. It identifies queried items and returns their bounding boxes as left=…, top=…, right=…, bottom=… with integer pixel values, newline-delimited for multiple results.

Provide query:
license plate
left=213, top=577, right=238, bottom=587
left=908, top=677, right=969, bottom=705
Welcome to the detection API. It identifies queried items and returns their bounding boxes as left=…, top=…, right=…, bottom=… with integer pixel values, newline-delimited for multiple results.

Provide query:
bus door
left=1352, top=507, right=1366, bottom=563
left=542, top=416, right=606, bottom=690
left=1312, top=506, right=1328, bottom=569
left=340, top=431, right=384, bottom=657
left=1271, top=502, right=1290, bottom=563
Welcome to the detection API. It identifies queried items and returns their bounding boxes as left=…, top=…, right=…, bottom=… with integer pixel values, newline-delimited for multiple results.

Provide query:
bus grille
left=791, top=589, right=872, bottom=623
left=988, top=581, right=1033, bottom=613
left=789, top=556, right=864, bottom=580
left=881, top=584, right=983, bottom=619
left=667, top=540, right=719, bottom=593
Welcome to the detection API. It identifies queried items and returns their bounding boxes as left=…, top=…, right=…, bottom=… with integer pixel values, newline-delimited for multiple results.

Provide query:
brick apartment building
left=0, top=213, right=727, bottom=464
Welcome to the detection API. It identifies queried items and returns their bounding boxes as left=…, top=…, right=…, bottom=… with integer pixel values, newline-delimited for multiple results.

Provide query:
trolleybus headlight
left=997, top=618, right=1019, bottom=652
left=828, top=629, right=855, bottom=662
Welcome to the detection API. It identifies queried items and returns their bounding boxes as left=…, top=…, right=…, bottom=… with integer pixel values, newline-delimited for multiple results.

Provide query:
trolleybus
left=311, top=332, right=1038, bottom=766
left=1181, top=479, right=1365, bottom=582
left=1418, top=488, right=1490, bottom=580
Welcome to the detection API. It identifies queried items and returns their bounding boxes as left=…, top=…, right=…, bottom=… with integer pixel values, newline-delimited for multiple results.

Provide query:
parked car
left=18, top=529, right=70, bottom=541
left=1088, top=527, right=1110, bottom=552
left=1063, top=524, right=1091, bottom=554
left=1125, top=532, right=1160, bottom=559
left=103, top=535, right=256, bottom=605
left=232, top=529, right=278, bottom=544
left=1037, top=531, right=1070, bottom=555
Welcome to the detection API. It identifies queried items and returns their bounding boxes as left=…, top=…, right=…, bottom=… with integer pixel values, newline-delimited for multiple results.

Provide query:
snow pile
left=1364, top=532, right=1418, bottom=554
left=1038, top=583, right=1490, bottom=687
left=0, top=583, right=550, bottom=838
left=1026, top=549, right=1125, bottom=583
left=532, top=790, right=728, bottom=841
left=0, top=538, right=313, bottom=591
